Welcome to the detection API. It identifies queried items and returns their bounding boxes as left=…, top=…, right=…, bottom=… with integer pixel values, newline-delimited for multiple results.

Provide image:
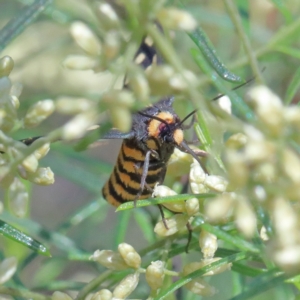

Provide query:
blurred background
left=1, top=0, right=300, bottom=299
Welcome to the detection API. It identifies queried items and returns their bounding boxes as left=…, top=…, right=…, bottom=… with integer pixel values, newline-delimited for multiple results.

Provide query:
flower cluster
left=0, top=56, right=54, bottom=217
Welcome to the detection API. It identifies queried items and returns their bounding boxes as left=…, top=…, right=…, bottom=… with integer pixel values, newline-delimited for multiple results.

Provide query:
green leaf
left=116, top=193, right=215, bottom=211
left=0, top=220, right=51, bottom=257
left=228, top=269, right=287, bottom=300
left=154, top=252, right=249, bottom=300
left=0, top=0, right=53, bottom=52
left=284, top=65, right=300, bottom=104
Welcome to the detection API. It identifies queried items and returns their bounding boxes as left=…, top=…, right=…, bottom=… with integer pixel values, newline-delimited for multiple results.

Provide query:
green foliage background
left=1, top=0, right=300, bottom=299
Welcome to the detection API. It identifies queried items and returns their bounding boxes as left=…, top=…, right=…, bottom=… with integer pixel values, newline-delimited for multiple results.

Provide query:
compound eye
left=164, top=135, right=174, bottom=143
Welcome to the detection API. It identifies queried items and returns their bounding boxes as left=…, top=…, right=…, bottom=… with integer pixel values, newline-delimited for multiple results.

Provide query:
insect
left=101, top=38, right=204, bottom=208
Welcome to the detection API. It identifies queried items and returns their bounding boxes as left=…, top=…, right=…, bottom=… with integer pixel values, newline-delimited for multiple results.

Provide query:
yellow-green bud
left=154, top=214, right=190, bottom=236
left=70, top=22, right=101, bottom=56
left=103, top=31, right=120, bottom=60
left=56, top=97, right=95, bottom=115
left=63, top=55, right=98, bottom=70
left=90, top=250, right=128, bottom=270
left=157, top=8, right=197, bottom=31
left=205, top=193, right=235, bottom=222
left=34, top=143, right=50, bottom=160
left=8, top=177, right=28, bottom=217
left=185, top=198, right=199, bottom=216
left=21, top=154, right=38, bottom=173
left=145, top=260, right=165, bottom=291
left=0, top=56, right=14, bottom=78
left=61, top=111, right=98, bottom=141
left=112, top=272, right=139, bottom=299
left=199, top=230, right=218, bottom=259
left=0, top=257, right=17, bottom=284
left=152, top=184, right=186, bottom=213
left=118, top=243, right=141, bottom=269
left=91, top=289, right=112, bottom=300
left=52, top=291, right=73, bottom=300
left=205, top=175, right=228, bottom=192
left=26, top=167, right=55, bottom=185
left=95, top=3, right=120, bottom=30
left=24, top=99, right=55, bottom=128
left=234, top=198, right=257, bottom=238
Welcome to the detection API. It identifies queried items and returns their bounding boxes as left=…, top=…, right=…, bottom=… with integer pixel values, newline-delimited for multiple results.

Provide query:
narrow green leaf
left=195, top=219, right=261, bottom=253
left=187, top=28, right=242, bottom=83
left=116, top=193, right=215, bottom=211
left=190, top=48, right=254, bottom=121
left=228, top=269, right=287, bottom=300
left=274, top=46, right=300, bottom=60
left=284, top=66, right=300, bottom=104
left=154, top=252, right=249, bottom=300
left=0, top=220, right=51, bottom=257
left=270, top=0, right=293, bottom=23
left=0, top=0, right=53, bottom=52
left=115, top=210, right=132, bottom=247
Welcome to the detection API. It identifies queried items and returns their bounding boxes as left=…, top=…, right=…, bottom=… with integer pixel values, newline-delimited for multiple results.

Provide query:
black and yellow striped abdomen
left=102, top=138, right=167, bottom=207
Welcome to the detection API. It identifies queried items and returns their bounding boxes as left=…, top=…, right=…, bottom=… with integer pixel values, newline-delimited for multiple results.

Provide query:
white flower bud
left=24, top=99, right=55, bottom=128
left=185, top=278, right=216, bottom=296
left=189, top=159, right=206, bottom=184
left=91, top=289, right=112, bottom=300
left=260, top=226, right=269, bottom=241
left=112, top=272, right=139, bottom=299
left=62, top=111, right=98, bottom=141
left=226, top=150, right=249, bottom=189
left=26, top=167, right=55, bottom=185
left=169, top=70, right=197, bottom=91
left=96, top=3, right=120, bottom=30
left=283, top=106, right=300, bottom=129
left=127, top=69, right=149, bottom=103
left=56, top=97, right=95, bottom=115
left=0, top=56, right=14, bottom=77
left=34, top=143, right=50, bottom=160
left=10, top=95, right=20, bottom=109
left=0, top=257, right=17, bottom=284
left=90, top=250, right=128, bottom=270
left=272, top=197, right=298, bottom=246
left=153, top=185, right=186, bottom=212
left=234, top=198, right=257, bottom=238
left=146, top=65, right=175, bottom=95
left=217, top=95, right=232, bottom=114
left=183, top=259, right=231, bottom=277
left=282, top=149, right=300, bottom=184
left=199, top=230, right=218, bottom=259
left=103, top=31, right=120, bottom=60
left=157, top=8, right=197, bottom=31
left=205, top=175, right=228, bottom=192
left=185, top=198, right=199, bottom=216
left=205, top=193, right=235, bottom=222
left=145, top=261, right=165, bottom=291
left=8, top=177, right=28, bottom=217
left=226, top=133, right=247, bottom=149
left=154, top=214, right=190, bottom=237
left=109, top=107, right=132, bottom=133
left=70, top=22, right=101, bottom=56
left=21, top=154, right=38, bottom=173
left=118, top=243, right=141, bottom=269
left=63, top=55, right=97, bottom=70
left=246, top=85, right=283, bottom=135
left=244, top=140, right=275, bottom=164
left=52, top=291, right=73, bottom=300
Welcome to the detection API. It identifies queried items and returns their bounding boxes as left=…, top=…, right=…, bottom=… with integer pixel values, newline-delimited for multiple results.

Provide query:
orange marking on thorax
left=148, top=112, right=174, bottom=138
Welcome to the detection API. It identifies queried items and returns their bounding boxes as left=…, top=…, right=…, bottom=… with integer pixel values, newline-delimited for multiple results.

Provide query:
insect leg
left=185, top=221, right=193, bottom=253
left=158, top=204, right=169, bottom=229
left=133, top=150, right=152, bottom=206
